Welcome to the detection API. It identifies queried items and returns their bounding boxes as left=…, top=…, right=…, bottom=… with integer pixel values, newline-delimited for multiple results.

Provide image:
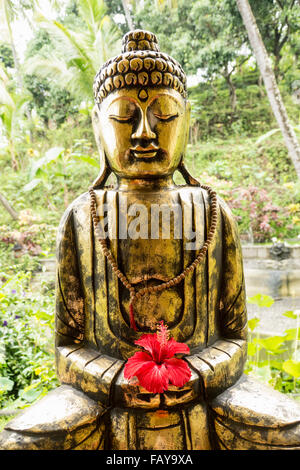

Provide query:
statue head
left=92, top=30, right=190, bottom=182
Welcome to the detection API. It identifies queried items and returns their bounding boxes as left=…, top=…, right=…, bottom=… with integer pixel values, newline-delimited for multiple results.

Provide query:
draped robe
left=54, top=185, right=248, bottom=449
left=1, top=185, right=299, bottom=450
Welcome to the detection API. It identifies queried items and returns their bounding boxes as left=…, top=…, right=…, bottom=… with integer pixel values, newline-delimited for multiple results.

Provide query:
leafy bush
left=0, top=214, right=57, bottom=276
left=225, top=185, right=286, bottom=242
left=185, top=131, right=300, bottom=242
left=246, top=294, right=300, bottom=398
left=0, top=273, right=58, bottom=410
left=188, top=71, right=299, bottom=140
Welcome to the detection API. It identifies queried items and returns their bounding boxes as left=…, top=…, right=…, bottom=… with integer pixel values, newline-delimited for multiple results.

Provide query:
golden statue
left=1, top=30, right=300, bottom=451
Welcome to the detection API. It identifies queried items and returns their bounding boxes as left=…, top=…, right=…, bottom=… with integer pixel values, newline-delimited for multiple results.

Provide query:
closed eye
left=153, top=113, right=178, bottom=122
left=109, top=115, right=134, bottom=123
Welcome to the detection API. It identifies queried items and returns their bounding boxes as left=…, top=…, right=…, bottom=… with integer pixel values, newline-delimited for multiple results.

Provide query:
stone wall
left=242, top=244, right=300, bottom=298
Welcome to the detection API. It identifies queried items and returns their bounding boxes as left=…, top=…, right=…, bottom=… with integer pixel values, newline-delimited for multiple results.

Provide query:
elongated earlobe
left=178, top=102, right=199, bottom=187
left=91, top=161, right=111, bottom=190
left=184, top=101, right=191, bottom=151
left=178, top=160, right=200, bottom=187
left=91, top=105, right=112, bottom=189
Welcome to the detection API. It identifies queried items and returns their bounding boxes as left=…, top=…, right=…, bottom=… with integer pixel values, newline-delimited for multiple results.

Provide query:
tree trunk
left=273, top=48, right=281, bottom=81
left=258, top=74, right=265, bottom=97
left=122, top=0, right=134, bottom=31
left=236, top=0, right=300, bottom=179
left=0, top=193, right=18, bottom=220
left=224, top=72, right=237, bottom=113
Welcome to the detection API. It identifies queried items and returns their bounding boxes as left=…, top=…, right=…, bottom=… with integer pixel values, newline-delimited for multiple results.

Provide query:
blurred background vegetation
left=0, top=0, right=300, bottom=421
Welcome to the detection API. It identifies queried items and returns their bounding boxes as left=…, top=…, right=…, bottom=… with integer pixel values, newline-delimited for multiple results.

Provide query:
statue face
left=94, top=87, right=190, bottom=179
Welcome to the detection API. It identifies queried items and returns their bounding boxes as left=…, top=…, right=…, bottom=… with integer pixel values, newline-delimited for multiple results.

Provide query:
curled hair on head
left=93, top=30, right=187, bottom=106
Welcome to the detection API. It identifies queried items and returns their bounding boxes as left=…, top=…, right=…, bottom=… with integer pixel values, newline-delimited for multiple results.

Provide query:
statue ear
left=178, top=161, right=200, bottom=187
left=178, top=101, right=200, bottom=187
left=92, top=105, right=105, bottom=166
left=91, top=105, right=111, bottom=189
left=184, top=100, right=191, bottom=152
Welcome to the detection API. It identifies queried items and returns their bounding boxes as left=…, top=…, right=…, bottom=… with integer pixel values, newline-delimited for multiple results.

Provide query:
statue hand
left=113, top=362, right=202, bottom=409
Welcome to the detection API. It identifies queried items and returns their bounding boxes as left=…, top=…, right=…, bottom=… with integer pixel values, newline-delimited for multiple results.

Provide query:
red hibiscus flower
left=124, top=321, right=191, bottom=394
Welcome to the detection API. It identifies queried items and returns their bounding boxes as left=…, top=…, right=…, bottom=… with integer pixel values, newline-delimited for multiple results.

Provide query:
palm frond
left=77, top=0, right=107, bottom=30
left=35, top=12, right=94, bottom=68
left=0, top=82, right=15, bottom=107
left=25, top=54, right=70, bottom=79
left=30, top=4, right=122, bottom=102
left=95, top=17, right=122, bottom=65
left=52, top=20, right=94, bottom=68
left=25, top=54, right=93, bottom=100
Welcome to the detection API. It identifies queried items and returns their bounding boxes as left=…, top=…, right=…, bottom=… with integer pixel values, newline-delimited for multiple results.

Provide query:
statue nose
left=132, top=112, right=156, bottom=141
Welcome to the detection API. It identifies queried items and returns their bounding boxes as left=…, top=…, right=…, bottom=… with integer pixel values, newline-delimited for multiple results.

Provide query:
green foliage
left=248, top=0, right=300, bottom=77
left=106, top=0, right=131, bottom=34
left=184, top=76, right=300, bottom=242
left=0, top=415, right=15, bottom=432
left=24, top=74, right=74, bottom=127
left=248, top=317, right=260, bottom=332
left=21, top=140, right=98, bottom=210
left=133, top=0, right=299, bottom=112
left=0, top=43, right=14, bottom=68
left=224, top=0, right=300, bottom=80
left=282, top=360, right=300, bottom=379
left=134, top=0, right=247, bottom=77
left=0, top=62, right=31, bottom=170
left=25, top=0, right=122, bottom=102
left=188, top=69, right=300, bottom=140
left=23, top=29, right=75, bottom=127
left=185, top=129, right=300, bottom=242
left=248, top=294, right=274, bottom=308
left=246, top=295, right=300, bottom=397
left=0, top=273, right=58, bottom=410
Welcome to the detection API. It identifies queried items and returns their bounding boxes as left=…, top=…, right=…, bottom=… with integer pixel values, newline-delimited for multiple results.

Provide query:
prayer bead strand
left=89, top=186, right=218, bottom=331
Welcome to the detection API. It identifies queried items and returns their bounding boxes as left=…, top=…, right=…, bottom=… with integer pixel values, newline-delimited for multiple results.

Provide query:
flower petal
left=136, top=362, right=169, bottom=394
left=164, top=358, right=192, bottom=388
left=135, top=333, right=161, bottom=361
left=162, top=337, right=190, bottom=360
left=124, top=351, right=153, bottom=380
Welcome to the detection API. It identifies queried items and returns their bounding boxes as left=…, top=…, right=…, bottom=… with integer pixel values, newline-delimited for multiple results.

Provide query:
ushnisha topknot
left=93, top=29, right=187, bottom=105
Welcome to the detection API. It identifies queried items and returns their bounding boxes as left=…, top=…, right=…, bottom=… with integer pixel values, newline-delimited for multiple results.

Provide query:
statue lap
left=1, top=374, right=300, bottom=450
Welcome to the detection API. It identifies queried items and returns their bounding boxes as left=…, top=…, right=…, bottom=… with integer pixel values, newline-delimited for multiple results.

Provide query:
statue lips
left=131, top=144, right=159, bottom=160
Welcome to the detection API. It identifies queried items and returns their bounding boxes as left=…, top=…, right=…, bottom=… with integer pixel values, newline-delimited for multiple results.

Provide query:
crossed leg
left=0, top=385, right=106, bottom=450
left=210, top=374, right=300, bottom=450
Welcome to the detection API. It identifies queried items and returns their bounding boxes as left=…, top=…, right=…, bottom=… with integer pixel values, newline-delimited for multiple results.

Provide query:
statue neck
left=117, top=175, right=175, bottom=191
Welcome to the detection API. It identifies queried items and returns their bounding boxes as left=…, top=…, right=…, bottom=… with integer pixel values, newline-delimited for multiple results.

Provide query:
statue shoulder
left=178, top=186, right=235, bottom=218
left=217, top=195, right=235, bottom=219
left=58, top=189, right=109, bottom=229
left=57, top=189, right=113, bottom=244
left=217, top=195, right=241, bottom=245
left=58, top=191, right=90, bottom=231
left=216, top=196, right=240, bottom=234
left=182, top=185, right=239, bottom=232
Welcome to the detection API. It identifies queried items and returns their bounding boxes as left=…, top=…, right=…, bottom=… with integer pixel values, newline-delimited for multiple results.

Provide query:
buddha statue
left=1, top=30, right=300, bottom=451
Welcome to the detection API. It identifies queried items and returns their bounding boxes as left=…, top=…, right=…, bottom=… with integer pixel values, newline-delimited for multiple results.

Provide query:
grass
left=0, top=415, right=16, bottom=432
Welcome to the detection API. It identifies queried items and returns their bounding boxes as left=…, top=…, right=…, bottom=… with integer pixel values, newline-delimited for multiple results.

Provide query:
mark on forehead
left=138, top=88, right=149, bottom=102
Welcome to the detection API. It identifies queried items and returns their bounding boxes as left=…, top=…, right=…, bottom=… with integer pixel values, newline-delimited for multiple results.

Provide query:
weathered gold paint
left=1, top=29, right=300, bottom=450
left=94, top=87, right=190, bottom=180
